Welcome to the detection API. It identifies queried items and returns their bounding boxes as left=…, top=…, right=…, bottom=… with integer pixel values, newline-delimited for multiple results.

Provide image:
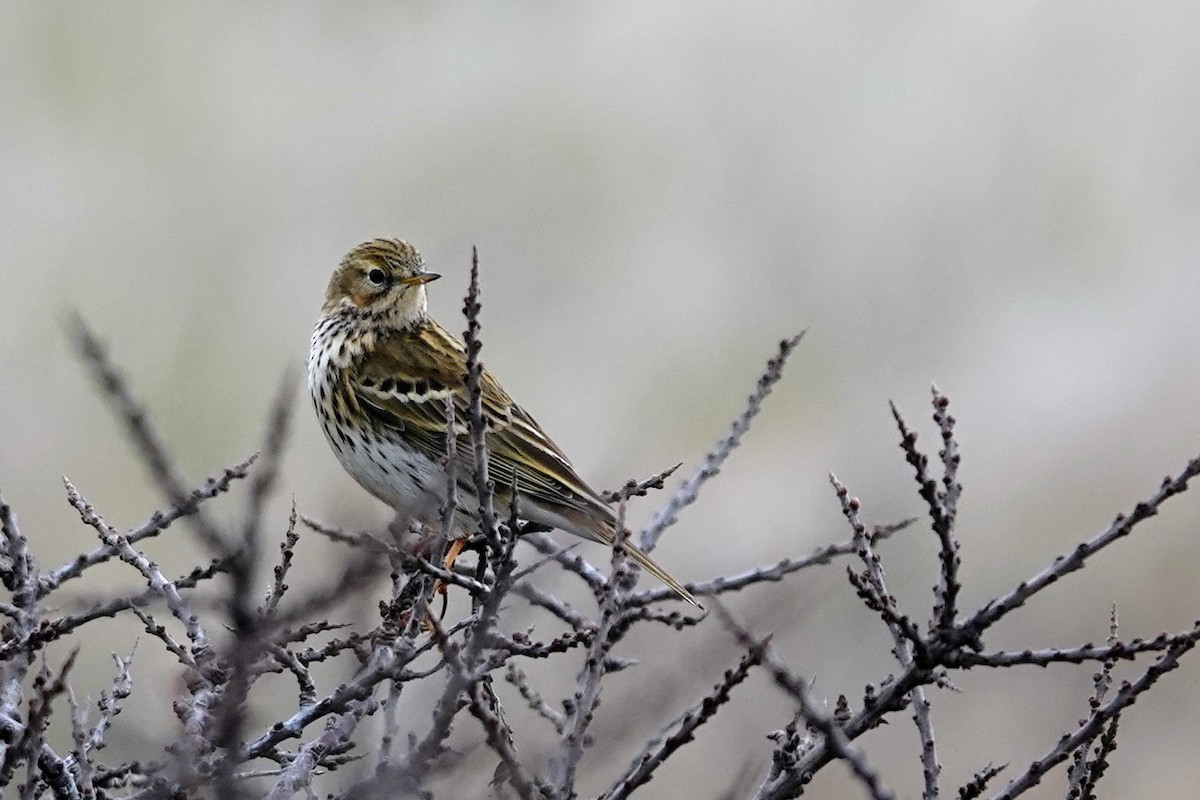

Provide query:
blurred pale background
left=3, top=3, right=1200, bottom=798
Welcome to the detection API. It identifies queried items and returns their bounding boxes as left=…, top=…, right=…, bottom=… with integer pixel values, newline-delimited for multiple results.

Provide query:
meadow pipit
left=308, top=238, right=697, bottom=605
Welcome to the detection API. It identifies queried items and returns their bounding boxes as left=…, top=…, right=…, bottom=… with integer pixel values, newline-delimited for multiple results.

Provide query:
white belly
left=308, top=320, right=446, bottom=525
left=329, top=420, right=444, bottom=522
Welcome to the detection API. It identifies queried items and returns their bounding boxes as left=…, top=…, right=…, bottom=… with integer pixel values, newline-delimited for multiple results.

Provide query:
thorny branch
left=2, top=259, right=1198, bottom=799
left=639, top=332, right=805, bottom=553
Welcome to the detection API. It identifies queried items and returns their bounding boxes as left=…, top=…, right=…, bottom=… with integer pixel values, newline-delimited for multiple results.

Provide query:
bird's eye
left=367, top=269, right=387, bottom=286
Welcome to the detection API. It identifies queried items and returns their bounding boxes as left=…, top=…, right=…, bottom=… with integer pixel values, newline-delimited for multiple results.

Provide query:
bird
left=308, top=237, right=698, bottom=606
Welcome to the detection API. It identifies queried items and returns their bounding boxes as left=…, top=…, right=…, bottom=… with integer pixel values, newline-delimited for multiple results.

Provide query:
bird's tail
left=618, top=537, right=701, bottom=608
left=542, top=503, right=701, bottom=608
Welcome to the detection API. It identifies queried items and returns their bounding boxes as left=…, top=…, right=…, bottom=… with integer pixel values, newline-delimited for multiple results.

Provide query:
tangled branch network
left=2, top=253, right=1199, bottom=799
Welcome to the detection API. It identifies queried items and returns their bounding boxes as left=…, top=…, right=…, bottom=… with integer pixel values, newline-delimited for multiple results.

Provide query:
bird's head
left=323, top=238, right=441, bottom=325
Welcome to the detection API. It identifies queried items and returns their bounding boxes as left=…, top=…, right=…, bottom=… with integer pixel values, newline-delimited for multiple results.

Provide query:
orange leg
left=423, top=536, right=470, bottom=633
left=437, top=537, right=468, bottom=595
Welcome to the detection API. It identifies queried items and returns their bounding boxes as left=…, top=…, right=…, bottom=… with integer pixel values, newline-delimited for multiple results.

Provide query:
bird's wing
left=350, top=321, right=612, bottom=519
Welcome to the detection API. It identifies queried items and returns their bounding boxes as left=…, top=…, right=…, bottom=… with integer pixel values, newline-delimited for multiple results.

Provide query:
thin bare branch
left=552, top=503, right=630, bottom=795
left=991, top=620, right=1200, bottom=800
left=627, top=518, right=916, bottom=607
left=958, top=763, right=1006, bottom=800
left=262, top=499, right=300, bottom=617
left=950, top=633, right=1190, bottom=670
left=462, top=245, right=499, bottom=551
left=439, top=392, right=460, bottom=545
left=504, top=663, right=567, bottom=734
left=0, top=558, right=227, bottom=662
left=640, top=333, right=804, bottom=552
left=601, top=462, right=682, bottom=504
left=0, top=489, right=39, bottom=766
left=63, top=477, right=212, bottom=670
left=964, top=453, right=1200, bottom=641
left=40, top=453, right=257, bottom=598
left=891, top=388, right=963, bottom=634
left=523, top=531, right=607, bottom=594
left=265, top=697, right=378, bottom=800
left=603, top=644, right=763, bottom=800
left=714, top=604, right=896, bottom=800
left=68, top=313, right=228, bottom=553
left=88, top=646, right=136, bottom=755
left=830, top=473, right=938, bottom=798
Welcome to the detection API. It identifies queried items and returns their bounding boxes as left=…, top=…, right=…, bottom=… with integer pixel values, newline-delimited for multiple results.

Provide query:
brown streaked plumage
left=308, top=237, right=697, bottom=605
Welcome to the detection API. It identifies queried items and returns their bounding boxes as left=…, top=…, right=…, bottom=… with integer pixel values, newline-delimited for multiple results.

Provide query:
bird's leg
left=435, top=533, right=489, bottom=591
left=411, top=537, right=467, bottom=630
left=426, top=535, right=487, bottom=627
left=426, top=535, right=478, bottom=622
left=440, top=536, right=469, bottom=582
left=470, top=535, right=490, bottom=614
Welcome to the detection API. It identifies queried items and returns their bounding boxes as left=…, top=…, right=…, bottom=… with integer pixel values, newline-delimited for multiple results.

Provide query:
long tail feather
left=530, top=503, right=701, bottom=607
left=620, top=539, right=701, bottom=608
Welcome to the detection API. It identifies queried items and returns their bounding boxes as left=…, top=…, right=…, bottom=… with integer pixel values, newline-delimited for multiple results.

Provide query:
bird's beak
left=400, top=272, right=441, bottom=286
